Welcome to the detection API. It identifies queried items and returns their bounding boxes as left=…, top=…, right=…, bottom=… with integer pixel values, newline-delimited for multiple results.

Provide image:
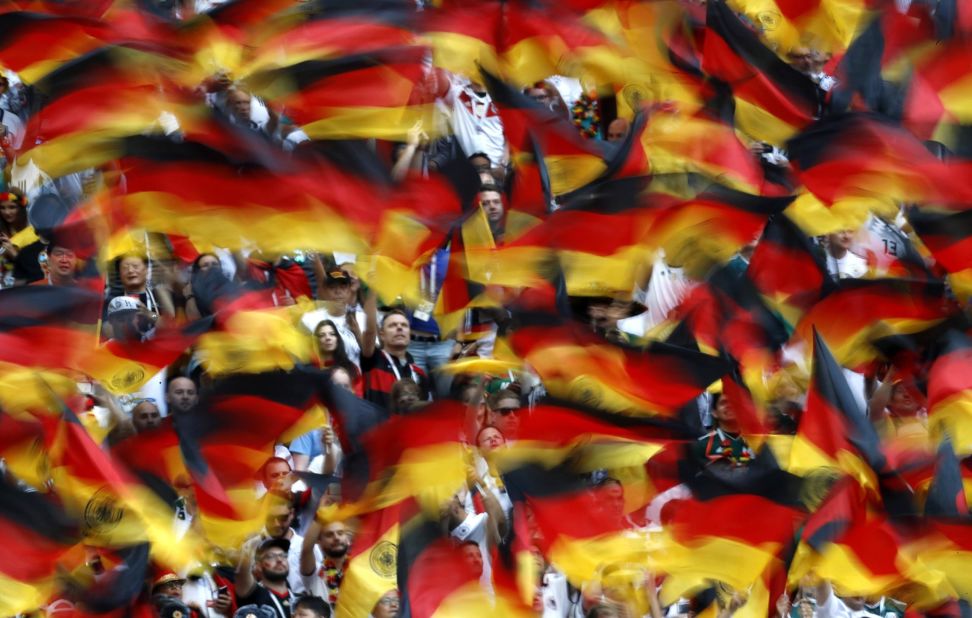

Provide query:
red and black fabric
left=747, top=213, right=834, bottom=321
left=0, top=476, right=79, bottom=593
left=908, top=206, right=972, bottom=281
left=0, top=285, right=101, bottom=370
left=359, top=349, right=430, bottom=411
left=786, top=113, right=972, bottom=207
left=703, top=0, right=821, bottom=128
left=804, top=329, right=887, bottom=472
left=397, top=513, right=483, bottom=617
left=681, top=262, right=790, bottom=364
left=925, top=435, right=969, bottom=517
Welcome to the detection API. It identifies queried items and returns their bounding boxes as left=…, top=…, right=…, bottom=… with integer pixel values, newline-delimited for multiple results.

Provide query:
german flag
left=421, top=1, right=625, bottom=87
left=85, top=318, right=211, bottom=395
left=793, top=279, right=953, bottom=370
left=338, top=399, right=469, bottom=519
left=747, top=213, right=832, bottom=328
left=788, top=330, right=886, bottom=487
left=482, top=68, right=648, bottom=198
left=680, top=264, right=790, bottom=370
left=787, top=479, right=917, bottom=597
left=246, top=46, right=437, bottom=141
left=918, top=522, right=972, bottom=602
left=16, top=46, right=192, bottom=180
left=173, top=370, right=327, bottom=545
left=927, top=330, right=972, bottom=457
left=503, top=461, right=643, bottom=588
left=0, top=477, right=80, bottom=615
left=507, top=310, right=728, bottom=416
left=786, top=113, right=972, bottom=208
left=702, top=0, right=820, bottom=145
left=653, top=493, right=803, bottom=604
left=725, top=0, right=869, bottom=53
left=246, top=6, right=419, bottom=75
left=0, top=285, right=101, bottom=374
left=641, top=108, right=776, bottom=195
left=112, top=153, right=372, bottom=256
left=0, top=10, right=111, bottom=82
left=908, top=207, right=972, bottom=300
left=507, top=176, right=657, bottom=295
left=336, top=502, right=402, bottom=618
left=36, top=381, right=198, bottom=569
left=397, top=513, right=490, bottom=618
left=494, top=399, right=687, bottom=484
left=925, top=435, right=969, bottom=517
left=643, top=184, right=792, bottom=277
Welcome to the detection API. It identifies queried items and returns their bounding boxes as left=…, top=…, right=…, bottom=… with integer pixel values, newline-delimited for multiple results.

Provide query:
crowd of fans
left=0, top=0, right=962, bottom=617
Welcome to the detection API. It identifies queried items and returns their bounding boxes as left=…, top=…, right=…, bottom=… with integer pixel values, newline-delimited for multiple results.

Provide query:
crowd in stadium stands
left=0, top=0, right=965, bottom=617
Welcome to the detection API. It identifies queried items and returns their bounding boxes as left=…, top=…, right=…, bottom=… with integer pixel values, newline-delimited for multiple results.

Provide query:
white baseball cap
left=107, top=296, right=144, bottom=317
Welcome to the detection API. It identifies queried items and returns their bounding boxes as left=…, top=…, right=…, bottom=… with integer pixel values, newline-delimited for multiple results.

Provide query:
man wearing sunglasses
left=486, top=389, right=522, bottom=441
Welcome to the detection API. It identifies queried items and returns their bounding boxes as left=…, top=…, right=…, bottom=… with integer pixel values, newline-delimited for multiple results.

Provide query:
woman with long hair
left=0, top=189, right=29, bottom=286
left=314, top=319, right=362, bottom=396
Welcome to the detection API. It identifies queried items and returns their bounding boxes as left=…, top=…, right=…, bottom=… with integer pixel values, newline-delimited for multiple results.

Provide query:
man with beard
left=236, top=538, right=297, bottom=618
left=248, top=493, right=318, bottom=594
left=300, top=520, right=351, bottom=608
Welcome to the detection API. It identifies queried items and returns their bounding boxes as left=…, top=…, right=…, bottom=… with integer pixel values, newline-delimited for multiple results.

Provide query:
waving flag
left=703, top=0, right=820, bottom=144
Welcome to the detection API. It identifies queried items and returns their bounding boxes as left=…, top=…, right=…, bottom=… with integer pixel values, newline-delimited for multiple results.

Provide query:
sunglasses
left=494, top=407, right=520, bottom=415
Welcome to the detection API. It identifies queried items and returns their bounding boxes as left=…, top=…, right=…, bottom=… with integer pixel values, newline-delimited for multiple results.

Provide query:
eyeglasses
left=378, top=597, right=400, bottom=607
left=261, top=551, right=288, bottom=561
left=494, top=407, right=520, bottom=415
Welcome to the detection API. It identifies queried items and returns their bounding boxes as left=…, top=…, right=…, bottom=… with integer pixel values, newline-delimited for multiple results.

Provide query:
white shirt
left=621, top=253, right=696, bottom=336
left=826, top=251, right=868, bottom=280
left=300, top=306, right=365, bottom=368
left=256, top=529, right=320, bottom=594
left=182, top=571, right=229, bottom=618
left=539, top=568, right=583, bottom=618
left=444, top=75, right=506, bottom=165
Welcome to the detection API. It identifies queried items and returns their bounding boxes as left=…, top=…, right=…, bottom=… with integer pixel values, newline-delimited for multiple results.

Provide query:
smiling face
left=118, top=256, right=148, bottom=292
left=712, top=394, right=739, bottom=432
left=48, top=247, right=77, bottom=279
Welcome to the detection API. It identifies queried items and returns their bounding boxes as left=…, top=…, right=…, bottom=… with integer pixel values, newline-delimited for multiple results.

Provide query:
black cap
left=325, top=269, right=350, bottom=284
left=257, top=537, right=290, bottom=556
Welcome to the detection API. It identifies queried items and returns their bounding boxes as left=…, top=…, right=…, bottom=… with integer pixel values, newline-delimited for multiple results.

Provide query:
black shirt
left=236, top=583, right=295, bottom=618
